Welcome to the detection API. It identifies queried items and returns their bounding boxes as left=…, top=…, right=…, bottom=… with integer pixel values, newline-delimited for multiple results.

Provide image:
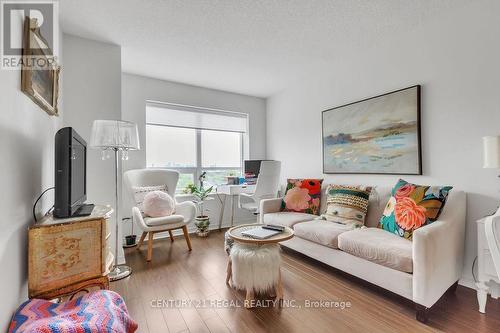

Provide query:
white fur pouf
left=230, top=243, right=281, bottom=292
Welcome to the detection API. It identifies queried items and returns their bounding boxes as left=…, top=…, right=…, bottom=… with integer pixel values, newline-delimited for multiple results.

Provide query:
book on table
left=241, top=226, right=281, bottom=239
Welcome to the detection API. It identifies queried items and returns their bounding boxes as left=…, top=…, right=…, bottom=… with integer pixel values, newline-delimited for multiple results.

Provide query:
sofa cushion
left=294, top=220, right=354, bottom=249
left=365, top=187, right=391, bottom=228
left=144, top=214, right=184, bottom=226
left=263, top=212, right=317, bottom=228
left=338, top=228, right=413, bottom=273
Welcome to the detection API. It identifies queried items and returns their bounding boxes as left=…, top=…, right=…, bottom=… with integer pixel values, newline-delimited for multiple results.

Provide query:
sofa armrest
left=259, top=198, right=283, bottom=223
left=412, top=190, right=466, bottom=307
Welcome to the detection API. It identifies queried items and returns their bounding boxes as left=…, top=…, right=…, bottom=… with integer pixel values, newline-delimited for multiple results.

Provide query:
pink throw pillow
left=143, top=191, right=175, bottom=217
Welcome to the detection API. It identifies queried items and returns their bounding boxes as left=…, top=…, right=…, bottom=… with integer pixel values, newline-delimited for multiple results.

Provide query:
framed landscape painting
left=21, top=17, right=60, bottom=116
left=322, top=85, right=422, bottom=175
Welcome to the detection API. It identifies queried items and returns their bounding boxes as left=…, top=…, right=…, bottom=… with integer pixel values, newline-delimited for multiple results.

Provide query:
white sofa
left=260, top=186, right=466, bottom=322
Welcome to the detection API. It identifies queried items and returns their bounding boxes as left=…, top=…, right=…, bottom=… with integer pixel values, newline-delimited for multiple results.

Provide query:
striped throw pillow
left=132, top=185, right=168, bottom=212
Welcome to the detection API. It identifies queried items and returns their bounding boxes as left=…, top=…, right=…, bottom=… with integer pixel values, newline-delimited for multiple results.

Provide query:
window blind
left=146, top=101, right=248, bottom=133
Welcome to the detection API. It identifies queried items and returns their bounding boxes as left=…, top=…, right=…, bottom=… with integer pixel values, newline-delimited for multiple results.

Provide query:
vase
left=124, top=235, right=137, bottom=247
left=195, top=215, right=210, bottom=237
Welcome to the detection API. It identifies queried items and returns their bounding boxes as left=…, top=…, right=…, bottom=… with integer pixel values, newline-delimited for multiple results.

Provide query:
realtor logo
left=1, top=0, right=58, bottom=69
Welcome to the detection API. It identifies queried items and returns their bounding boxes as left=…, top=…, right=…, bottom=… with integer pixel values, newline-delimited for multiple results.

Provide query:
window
left=146, top=126, right=196, bottom=168
left=146, top=102, right=248, bottom=192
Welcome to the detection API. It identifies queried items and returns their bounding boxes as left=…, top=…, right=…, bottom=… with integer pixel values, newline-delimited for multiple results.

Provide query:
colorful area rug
left=9, top=290, right=138, bottom=333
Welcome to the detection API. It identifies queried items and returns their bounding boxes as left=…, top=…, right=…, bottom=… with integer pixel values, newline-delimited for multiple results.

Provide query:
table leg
left=276, top=268, right=283, bottom=306
left=218, top=194, right=227, bottom=230
left=476, top=281, right=489, bottom=313
left=226, top=259, right=232, bottom=285
left=245, top=289, right=255, bottom=308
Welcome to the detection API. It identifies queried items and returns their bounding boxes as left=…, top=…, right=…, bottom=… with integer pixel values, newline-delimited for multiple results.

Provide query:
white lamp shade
left=90, top=120, right=140, bottom=150
left=483, top=136, right=500, bottom=168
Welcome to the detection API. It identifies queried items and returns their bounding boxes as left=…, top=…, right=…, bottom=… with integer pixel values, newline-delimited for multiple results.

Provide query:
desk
left=216, top=184, right=256, bottom=230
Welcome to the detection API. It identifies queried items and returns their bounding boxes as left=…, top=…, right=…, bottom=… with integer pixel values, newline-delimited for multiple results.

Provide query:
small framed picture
left=21, top=17, right=60, bottom=116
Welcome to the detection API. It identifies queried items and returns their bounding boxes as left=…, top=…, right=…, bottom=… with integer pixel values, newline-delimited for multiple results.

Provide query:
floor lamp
left=90, top=120, right=140, bottom=281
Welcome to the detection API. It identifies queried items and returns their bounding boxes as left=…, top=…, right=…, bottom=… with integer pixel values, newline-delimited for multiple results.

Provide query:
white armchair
left=124, top=169, right=196, bottom=261
left=238, top=161, right=281, bottom=214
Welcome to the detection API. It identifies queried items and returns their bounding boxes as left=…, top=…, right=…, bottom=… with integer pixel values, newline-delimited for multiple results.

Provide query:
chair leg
left=147, top=232, right=154, bottom=262
left=182, top=225, right=192, bottom=251
left=136, top=232, right=147, bottom=249
left=226, top=259, right=232, bottom=285
left=168, top=230, right=174, bottom=242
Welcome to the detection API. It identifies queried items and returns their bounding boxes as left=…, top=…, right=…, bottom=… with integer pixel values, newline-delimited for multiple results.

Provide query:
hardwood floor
left=111, top=230, right=500, bottom=333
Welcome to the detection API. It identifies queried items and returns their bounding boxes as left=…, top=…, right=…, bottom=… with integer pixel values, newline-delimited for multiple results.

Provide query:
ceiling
left=60, top=0, right=468, bottom=97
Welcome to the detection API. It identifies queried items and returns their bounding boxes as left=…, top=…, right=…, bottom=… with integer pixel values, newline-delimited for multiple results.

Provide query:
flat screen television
left=54, top=127, right=91, bottom=218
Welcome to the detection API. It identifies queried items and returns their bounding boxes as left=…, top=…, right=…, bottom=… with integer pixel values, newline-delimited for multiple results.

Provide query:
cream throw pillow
left=132, top=185, right=168, bottom=212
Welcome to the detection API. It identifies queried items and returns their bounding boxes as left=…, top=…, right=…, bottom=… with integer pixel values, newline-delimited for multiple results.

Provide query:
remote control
left=262, top=224, right=285, bottom=232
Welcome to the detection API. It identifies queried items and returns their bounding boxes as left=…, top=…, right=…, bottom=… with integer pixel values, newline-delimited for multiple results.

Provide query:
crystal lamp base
left=108, top=265, right=132, bottom=281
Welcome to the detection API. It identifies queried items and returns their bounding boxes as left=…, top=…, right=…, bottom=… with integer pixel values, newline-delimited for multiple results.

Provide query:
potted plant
left=185, top=174, right=213, bottom=237
left=226, top=171, right=239, bottom=185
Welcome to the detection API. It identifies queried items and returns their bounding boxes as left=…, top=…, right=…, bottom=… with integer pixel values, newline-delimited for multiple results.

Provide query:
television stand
left=73, top=203, right=95, bottom=217
left=28, top=205, right=114, bottom=299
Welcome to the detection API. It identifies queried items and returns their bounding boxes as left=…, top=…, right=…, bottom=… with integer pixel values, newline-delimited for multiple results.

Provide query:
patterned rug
left=9, top=290, right=138, bottom=333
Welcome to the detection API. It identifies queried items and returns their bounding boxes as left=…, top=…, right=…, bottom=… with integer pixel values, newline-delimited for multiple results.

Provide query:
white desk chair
left=238, top=161, right=281, bottom=214
left=124, top=169, right=196, bottom=262
left=485, top=210, right=500, bottom=279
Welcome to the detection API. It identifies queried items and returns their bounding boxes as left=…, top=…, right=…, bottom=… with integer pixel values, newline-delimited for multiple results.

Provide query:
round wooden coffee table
left=227, top=223, right=294, bottom=244
left=226, top=224, right=294, bottom=308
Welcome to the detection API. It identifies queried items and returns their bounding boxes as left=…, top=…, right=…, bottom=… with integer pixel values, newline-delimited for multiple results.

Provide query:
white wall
left=62, top=34, right=125, bottom=263
left=121, top=73, right=267, bottom=234
left=0, top=24, right=63, bottom=332
left=266, top=2, right=500, bottom=287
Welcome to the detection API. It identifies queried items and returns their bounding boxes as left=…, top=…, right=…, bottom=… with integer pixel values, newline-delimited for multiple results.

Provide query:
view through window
left=146, top=103, right=247, bottom=193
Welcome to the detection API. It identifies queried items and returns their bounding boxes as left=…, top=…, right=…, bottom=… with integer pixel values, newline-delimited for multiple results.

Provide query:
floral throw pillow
left=281, top=179, right=323, bottom=215
left=379, top=179, right=452, bottom=240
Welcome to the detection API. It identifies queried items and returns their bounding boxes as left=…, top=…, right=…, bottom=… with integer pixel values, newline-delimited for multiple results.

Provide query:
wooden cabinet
left=28, top=205, right=114, bottom=299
